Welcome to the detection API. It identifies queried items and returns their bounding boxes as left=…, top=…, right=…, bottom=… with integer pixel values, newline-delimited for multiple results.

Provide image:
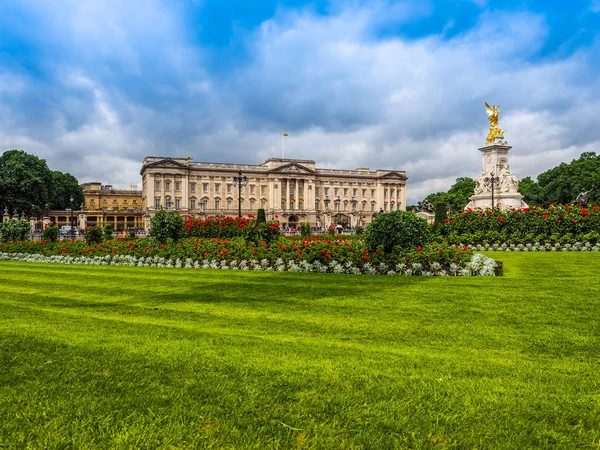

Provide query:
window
left=315, top=187, right=320, bottom=196
left=324, top=187, right=329, bottom=196
left=155, top=181, right=161, bottom=190
left=362, top=189, right=367, bottom=197
left=201, top=200, right=207, bottom=211
left=102, top=199, right=107, bottom=204
left=315, top=200, right=320, bottom=210
left=155, top=198, right=161, bottom=209
left=298, top=201, right=303, bottom=210
left=344, top=188, right=348, bottom=196
left=175, top=199, right=181, bottom=209
left=113, top=199, right=117, bottom=204
left=281, top=200, right=285, bottom=210
left=371, top=203, right=375, bottom=212
left=261, top=199, right=266, bottom=209
left=362, top=202, right=366, bottom=211
left=384, top=203, right=388, bottom=211
left=123, top=200, right=128, bottom=204
left=215, top=199, right=220, bottom=209
left=353, top=188, right=357, bottom=196
left=175, top=182, right=181, bottom=191
left=227, top=199, right=232, bottom=210
left=190, top=199, right=196, bottom=210
left=190, top=183, right=196, bottom=193
left=250, top=199, right=255, bottom=210
left=90, top=199, right=95, bottom=203
left=165, top=181, right=171, bottom=191
left=227, top=184, right=232, bottom=194
left=250, top=185, right=255, bottom=194
left=132, top=200, right=137, bottom=204
left=261, top=185, right=266, bottom=195
left=371, top=189, right=375, bottom=197
left=384, top=189, right=388, bottom=197
left=165, top=200, right=172, bottom=209
left=334, top=188, right=339, bottom=196
left=215, top=184, right=221, bottom=194
left=343, top=203, right=347, bottom=211
left=203, top=183, right=208, bottom=193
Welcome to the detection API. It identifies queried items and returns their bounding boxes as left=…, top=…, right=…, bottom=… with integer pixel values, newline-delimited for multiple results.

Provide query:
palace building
left=140, top=157, right=407, bottom=229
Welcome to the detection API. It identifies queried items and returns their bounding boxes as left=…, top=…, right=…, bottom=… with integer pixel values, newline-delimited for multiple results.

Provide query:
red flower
left=438, top=248, right=443, bottom=252
left=275, top=214, right=278, bottom=218
left=375, top=249, right=380, bottom=253
left=363, top=255, right=370, bottom=260
left=325, top=253, right=331, bottom=258
left=416, top=246, right=423, bottom=251
left=498, top=216, right=505, bottom=222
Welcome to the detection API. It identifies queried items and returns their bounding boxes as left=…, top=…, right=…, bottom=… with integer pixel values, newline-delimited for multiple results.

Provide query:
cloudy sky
left=1, top=0, right=599, bottom=204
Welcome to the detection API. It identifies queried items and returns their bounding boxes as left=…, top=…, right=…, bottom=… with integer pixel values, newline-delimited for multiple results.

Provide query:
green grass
left=1, top=253, right=599, bottom=449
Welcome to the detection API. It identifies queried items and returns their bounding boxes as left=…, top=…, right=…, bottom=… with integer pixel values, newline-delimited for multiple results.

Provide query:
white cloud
left=1, top=2, right=599, bottom=206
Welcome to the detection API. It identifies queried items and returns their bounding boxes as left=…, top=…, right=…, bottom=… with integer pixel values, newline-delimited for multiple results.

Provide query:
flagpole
left=282, top=131, right=285, bottom=159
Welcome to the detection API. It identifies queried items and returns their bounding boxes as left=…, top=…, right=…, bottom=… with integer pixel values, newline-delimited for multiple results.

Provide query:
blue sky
left=1, top=0, right=599, bottom=203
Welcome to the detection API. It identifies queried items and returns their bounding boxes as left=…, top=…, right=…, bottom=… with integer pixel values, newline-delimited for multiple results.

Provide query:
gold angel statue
left=485, top=102, right=505, bottom=142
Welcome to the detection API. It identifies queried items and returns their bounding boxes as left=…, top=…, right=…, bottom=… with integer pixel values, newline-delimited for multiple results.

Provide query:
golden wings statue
left=485, top=102, right=505, bottom=143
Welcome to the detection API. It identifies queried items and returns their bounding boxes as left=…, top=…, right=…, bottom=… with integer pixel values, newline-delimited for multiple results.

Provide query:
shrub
left=365, top=210, right=430, bottom=253
left=254, top=220, right=282, bottom=244
left=84, top=226, right=103, bottom=244
left=300, top=223, right=311, bottom=237
left=150, top=210, right=184, bottom=243
left=103, top=223, right=114, bottom=241
left=434, top=202, right=447, bottom=225
left=256, top=208, right=266, bottom=224
left=43, top=225, right=58, bottom=242
left=0, top=220, right=31, bottom=242
left=327, top=225, right=336, bottom=236
left=355, top=225, right=364, bottom=234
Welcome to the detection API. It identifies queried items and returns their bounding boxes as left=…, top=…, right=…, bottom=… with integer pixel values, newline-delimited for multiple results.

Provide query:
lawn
left=1, top=253, right=599, bottom=449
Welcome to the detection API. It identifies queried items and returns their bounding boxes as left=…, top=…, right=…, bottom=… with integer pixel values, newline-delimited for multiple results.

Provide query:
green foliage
left=253, top=220, right=282, bottom=244
left=425, top=177, right=476, bottom=210
left=434, top=202, right=448, bottom=224
left=256, top=208, right=266, bottom=224
left=49, top=171, right=84, bottom=211
left=84, top=226, right=103, bottom=244
left=534, top=152, right=600, bottom=205
left=355, top=225, right=364, bottom=234
left=43, top=225, right=58, bottom=242
left=0, top=220, right=31, bottom=242
left=103, top=223, right=114, bottom=241
left=149, top=210, right=184, bottom=243
left=300, top=223, right=311, bottom=237
left=0, top=150, right=53, bottom=217
left=365, top=210, right=430, bottom=253
left=184, top=216, right=251, bottom=239
left=518, top=176, right=543, bottom=205
left=434, top=204, right=600, bottom=244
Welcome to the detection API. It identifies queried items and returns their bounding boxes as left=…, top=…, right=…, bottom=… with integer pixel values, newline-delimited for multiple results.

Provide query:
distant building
left=140, top=157, right=407, bottom=229
left=45, top=182, right=143, bottom=231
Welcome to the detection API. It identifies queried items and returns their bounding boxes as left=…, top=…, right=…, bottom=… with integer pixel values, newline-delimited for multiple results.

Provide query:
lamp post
left=69, top=195, right=74, bottom=236
left=232, top=169, right=247, bottom=218
left=483, top=172, right=500, bottom=208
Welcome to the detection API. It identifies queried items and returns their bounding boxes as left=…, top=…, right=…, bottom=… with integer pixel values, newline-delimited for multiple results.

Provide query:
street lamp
left=483, top=172, right=500, bottom=208
left=232, top=169, right=247, bottom=218
left=69, top=195, right=74, bottom=236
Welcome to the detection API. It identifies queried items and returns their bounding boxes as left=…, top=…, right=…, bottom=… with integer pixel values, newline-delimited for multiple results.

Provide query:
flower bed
left=0, top=236, right=499, bottom=276
left=433, top=204, right=600, bottom=245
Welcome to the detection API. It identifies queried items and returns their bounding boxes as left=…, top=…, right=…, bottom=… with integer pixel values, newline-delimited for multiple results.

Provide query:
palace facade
left=140, top=157, right=407, bottom=229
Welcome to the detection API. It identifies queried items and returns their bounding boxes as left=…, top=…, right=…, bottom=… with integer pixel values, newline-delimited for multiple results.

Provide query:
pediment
left=379, top=171, right=408, bottom=181
left=268, top=162, right=316, bottom=175
left=143, top=158, right=188, bottom=171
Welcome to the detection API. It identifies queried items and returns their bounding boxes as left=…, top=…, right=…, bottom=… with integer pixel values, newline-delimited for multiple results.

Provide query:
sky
left=1, top=0, right=599, bottom=204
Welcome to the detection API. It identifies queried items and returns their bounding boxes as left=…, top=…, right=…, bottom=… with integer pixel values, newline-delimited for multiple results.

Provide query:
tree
left=0, top=150, right=53, bottom=217
left=424, top=177, right=476, bottom=210
left=536, top=152, right=600, bottom=205
left=518, top=176, right=543, bottom=205
left=49, top=171, right=84, bottom=211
